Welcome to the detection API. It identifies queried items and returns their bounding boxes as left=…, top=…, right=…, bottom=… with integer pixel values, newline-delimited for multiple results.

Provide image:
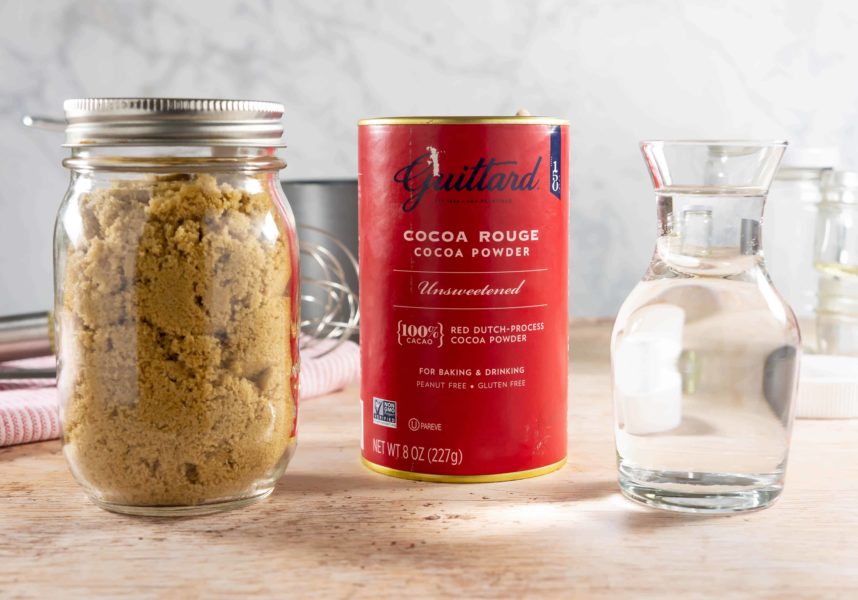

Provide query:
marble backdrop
left=1, top=0, right=857, bottom=317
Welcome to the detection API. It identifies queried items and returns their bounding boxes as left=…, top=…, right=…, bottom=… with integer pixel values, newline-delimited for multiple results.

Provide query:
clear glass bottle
left=815, top=170, right=858, bottom=355
left=54, top=98, right=299, bottom=515
left=612, top=141, right=800, bottom=513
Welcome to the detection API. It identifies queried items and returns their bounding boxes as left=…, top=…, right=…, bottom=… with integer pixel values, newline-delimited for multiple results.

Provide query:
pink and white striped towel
left=0, top=341, right=360, bottom=448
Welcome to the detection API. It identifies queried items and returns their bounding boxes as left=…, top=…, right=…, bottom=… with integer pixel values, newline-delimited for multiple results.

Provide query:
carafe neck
left=655, top=188, right=766, bottom=277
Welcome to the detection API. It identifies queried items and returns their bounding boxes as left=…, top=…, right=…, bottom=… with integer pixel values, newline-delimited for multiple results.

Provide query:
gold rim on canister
left=358, top=116, right=569, bottom=126
left=360, top=456, right=567, bottom=483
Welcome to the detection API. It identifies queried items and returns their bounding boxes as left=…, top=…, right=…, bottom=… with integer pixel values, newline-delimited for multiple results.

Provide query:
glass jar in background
left=613, top=141, right=800, bottom=514
left=764, top=148, right=839, bottom=320
left=816, top=170, right=858, bottom=356
left=54, top=99, right=299, bottom=515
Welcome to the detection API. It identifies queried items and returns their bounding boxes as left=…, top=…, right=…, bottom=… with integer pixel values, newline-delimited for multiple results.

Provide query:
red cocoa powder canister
left=358, top=116, right=569, bottom=482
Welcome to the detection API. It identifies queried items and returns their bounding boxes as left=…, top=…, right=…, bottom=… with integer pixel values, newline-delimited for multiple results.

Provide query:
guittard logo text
left=393, top=154, right=542, bottom=212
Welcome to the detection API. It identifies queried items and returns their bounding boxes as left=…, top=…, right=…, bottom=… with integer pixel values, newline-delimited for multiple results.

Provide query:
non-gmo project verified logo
left=372, top=397, right=397, bottom=428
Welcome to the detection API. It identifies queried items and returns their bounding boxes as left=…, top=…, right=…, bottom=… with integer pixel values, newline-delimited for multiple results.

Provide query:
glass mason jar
left=815, top=170, right=858, bottom=355
left=54, top=99, right=299, bottom=515
left=764, top=148, right=838, bottom=319
left=612, top=141, right=800, bottom=513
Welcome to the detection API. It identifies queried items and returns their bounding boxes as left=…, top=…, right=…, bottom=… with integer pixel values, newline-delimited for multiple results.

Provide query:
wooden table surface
left=1, top=320, right=856, bottom=599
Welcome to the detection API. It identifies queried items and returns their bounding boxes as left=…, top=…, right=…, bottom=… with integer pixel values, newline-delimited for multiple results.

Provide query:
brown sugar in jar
left=54, top=99, right=299, bottom=515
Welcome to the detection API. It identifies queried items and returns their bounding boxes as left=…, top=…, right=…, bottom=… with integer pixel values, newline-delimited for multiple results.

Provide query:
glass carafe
left=612, top=140, right=800, bottom=513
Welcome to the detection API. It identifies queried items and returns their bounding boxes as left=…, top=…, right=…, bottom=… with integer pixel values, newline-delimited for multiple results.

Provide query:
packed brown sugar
left=60, top=173, right=295, bottom=506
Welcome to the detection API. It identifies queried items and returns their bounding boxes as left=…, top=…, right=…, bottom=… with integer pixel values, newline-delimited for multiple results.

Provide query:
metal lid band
left=63, top=98, right=285, bottom=147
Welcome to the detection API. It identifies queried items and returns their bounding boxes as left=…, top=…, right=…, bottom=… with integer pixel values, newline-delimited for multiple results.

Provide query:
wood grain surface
left=0, top=320, right=856, bottom=599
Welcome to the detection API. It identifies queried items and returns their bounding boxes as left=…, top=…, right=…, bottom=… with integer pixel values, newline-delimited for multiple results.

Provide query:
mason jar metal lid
left=63, top=98, right=285, bottom=147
